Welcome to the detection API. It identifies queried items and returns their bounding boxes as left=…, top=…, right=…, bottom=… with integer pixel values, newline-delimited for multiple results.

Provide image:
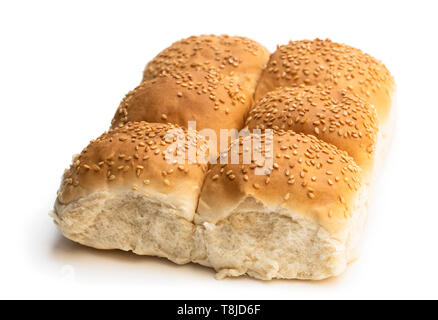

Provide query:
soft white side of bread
left=192, top=185, right=369, bottom=280
left=192, top=206, right=346, bottom=280
left=52, top=184, right=368, bottom=280
left=53, top=190, right=195, bottom=264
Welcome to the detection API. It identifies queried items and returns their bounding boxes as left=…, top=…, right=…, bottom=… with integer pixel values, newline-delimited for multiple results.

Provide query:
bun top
left=143, top=34, right=270, bottom=88
left=111, top=68, right=252, bottom=142
left=196, top=130, right=363, bottom=234
left=254, top=39, right=394, bottom=123
left=58, top=122, right=209, bottom=220
left=246, top=85, right=378, bottom=172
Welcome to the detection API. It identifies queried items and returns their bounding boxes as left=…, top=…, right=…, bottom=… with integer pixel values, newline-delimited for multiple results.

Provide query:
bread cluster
left=52, top=35, right=395, bottom=280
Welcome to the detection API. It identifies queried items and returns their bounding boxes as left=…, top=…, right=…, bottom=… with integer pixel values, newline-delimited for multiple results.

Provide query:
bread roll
left=52, top=35, right=395, bottom=281
left=193, top=130, right=367, bottom=280
left=143, top=34, right=270, bottom=89
left=246, top=85, right=379, bottom=176
left=53, top=121, right=209, bottom=264
left=111, top=68, right=253, bottom=154
left=112, top=68, right=251, bottom=130
left=254, top=39, right=395, bottom=124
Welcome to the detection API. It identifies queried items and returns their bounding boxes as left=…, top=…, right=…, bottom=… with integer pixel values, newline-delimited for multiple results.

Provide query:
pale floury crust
left=254, top=39, right=395, bottom=124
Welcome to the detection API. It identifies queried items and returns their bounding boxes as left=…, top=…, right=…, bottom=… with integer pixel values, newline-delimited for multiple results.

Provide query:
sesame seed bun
left=111, top=69, right=253, bottom=149
left=52, top=35, right=395, bottom=281
left=254, top=39, right=395, bottom=124
left=193, top=130, right=367, bottom=280
left=143, top=34, right=270, bottom=89
left=53, top=122, right=209, bottom=264
left=246, top=85, right=379, bottom=174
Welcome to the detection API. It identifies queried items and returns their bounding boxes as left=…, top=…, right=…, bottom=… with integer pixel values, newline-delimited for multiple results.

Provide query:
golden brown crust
left=57, top=122, right=209, bottom=209
left=197, top=130, right=363, bottom=234
left=254, top=39, right=394, bottom=123
left=111, top=69, right=252, bottom=138
left=246, top=85, right=378, bottom=172
left=143, top=34, right=270, bottom=88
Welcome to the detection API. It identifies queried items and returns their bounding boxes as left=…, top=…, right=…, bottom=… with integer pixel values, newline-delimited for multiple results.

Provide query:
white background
left=1, top=0, right=437, bottom=299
